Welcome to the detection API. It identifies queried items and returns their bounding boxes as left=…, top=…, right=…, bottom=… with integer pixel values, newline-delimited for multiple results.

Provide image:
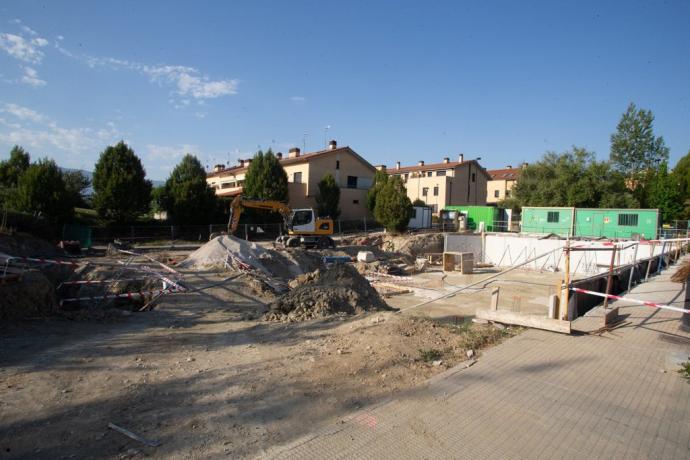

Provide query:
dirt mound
left=0, top=271, right=57, bottom=319
left=0, top=231, right=63, bottom=258
left=383, top=233, right=444, bottom=258
left=265, top=263, right=395, bottom=321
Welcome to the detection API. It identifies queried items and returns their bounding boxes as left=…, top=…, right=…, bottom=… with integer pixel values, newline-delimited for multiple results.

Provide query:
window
left=618, top=213, right=639, bottom=226
left=353, top=199, right=359, bottom=204
left=436, top=170, right=446, bottom=176
left=422, top=187, right=428, bottom=197
left=547, top=211, right=560, bottom=223
left=505, top=190, right=510, bottom=197
left=404, top=173, right=409, bottom=181
left=494, top=190, right=500, bottom=198
left=427, top=171, right=433, bottom=177
left=292, top=210, right=312, bottom=226
left=293, top=172, right=302, bottom=183
left=433, top=186, right=439, bottom=196
left=336, top=160, right=340, bottom=170
left=471, top=173, right=476, bottom=182
left=347, top=176, right=357, bottom=188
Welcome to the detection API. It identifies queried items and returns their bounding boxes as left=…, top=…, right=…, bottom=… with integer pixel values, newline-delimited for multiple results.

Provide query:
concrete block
left=357, top=251, right=376, bottom=263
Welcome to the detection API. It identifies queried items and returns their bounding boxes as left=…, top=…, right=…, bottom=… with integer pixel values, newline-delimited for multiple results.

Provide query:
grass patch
left=678, top=361, right=690, bottom=383
left=443, top=320, right=521, bottom=352
left=418, top=348, right=443, bottom=362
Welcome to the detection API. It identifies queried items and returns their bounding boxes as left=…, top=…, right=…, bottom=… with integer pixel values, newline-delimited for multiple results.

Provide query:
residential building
left=383, top=154, right=490, bottom=214
left=206, top=140, right=375, bottom=220
left=486, top=165, right=524, bottom=204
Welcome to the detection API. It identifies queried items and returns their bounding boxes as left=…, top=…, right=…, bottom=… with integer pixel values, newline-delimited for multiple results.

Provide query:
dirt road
left=0, top=270, right=514, bottom=459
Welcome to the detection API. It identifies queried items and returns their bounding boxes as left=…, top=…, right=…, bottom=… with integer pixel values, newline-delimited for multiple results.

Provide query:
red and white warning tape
left=59, top=278, right=150, bottom=286
left=1, top=255, right=79, bottom=267
left=59, top=286, right=183, bottom=305
left=570, top=287, right=690, bottom=315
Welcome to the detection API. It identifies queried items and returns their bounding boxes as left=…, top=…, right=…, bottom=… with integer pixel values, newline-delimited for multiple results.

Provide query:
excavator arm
left=227, top=195, right=293, bottom=234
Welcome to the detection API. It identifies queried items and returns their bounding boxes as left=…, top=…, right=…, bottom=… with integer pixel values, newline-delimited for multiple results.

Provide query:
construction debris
left=265, top=263, right=396, bottom=321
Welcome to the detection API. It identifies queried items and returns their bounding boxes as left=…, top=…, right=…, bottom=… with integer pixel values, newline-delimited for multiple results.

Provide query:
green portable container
left=441, top=205, right=500, bottom=231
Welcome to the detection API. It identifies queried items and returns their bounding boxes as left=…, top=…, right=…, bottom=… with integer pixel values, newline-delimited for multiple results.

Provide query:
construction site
left=1, top=225, right=689, bottom=459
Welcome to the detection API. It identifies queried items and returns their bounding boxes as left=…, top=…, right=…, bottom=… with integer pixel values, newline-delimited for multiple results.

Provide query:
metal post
left=562, top=240, right=570, bottom=320
left=683, top=278, right=690, bottom=332
left=603, top=246, right=617, bottom=311
left=657, top=241, right=667, bottom=274
left=363, top=217, right=367, bottom=234
left=244, top=224, right=249, bottom=241
left=170, top=225, right=174, bottom=240
left=338, top=219, right=342, bottom=235
left=645, top=242, right=655, bottom=281
left=627, top=243, right=639, bottom=292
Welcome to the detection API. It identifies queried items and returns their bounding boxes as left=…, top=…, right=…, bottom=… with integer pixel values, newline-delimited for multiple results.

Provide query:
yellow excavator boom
left=227, top=195, right=292, bottom=234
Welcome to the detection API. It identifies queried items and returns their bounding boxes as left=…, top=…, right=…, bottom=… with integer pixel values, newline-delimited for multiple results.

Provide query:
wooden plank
left=476, top=308, right=571, bottom=334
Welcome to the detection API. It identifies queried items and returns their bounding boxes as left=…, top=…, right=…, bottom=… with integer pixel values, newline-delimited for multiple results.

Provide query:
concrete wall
left=445, top=232, right=670, bottom=275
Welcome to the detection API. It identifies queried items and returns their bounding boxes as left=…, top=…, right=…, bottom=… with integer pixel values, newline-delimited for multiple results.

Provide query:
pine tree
left=315, top=173, right=340, bottom=219
left=162, top=154, right=217, bottom=224
left=12, top=158, right=73, bottom=226
left=243, top=149, right=288, bottom=201
left=374, top=176, right=413, bottom=233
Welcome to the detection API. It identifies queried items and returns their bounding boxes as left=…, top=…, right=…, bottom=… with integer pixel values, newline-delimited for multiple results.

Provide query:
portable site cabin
left=408, top=205, right=433, bottom=229
left=520, top=207, right=575, bottom=236
left=521, top=207, right=659, bottom=239
left=574, top=208, right=659, bottom=239
left=441, top=205, right=501, bottom=231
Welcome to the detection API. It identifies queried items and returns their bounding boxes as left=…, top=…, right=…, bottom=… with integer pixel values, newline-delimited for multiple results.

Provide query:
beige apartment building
left=383, top=154, right=490, bottom=214
left=486, top=165, right=524, bottom=204
left=206, top=140, right=375, bottom=220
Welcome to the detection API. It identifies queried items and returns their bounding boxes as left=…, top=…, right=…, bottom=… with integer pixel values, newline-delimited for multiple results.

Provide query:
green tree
left=647, top=161, right=682, bottom=223
left=412, top=198, right=426, bottom=207
left=366, top=170, right=389, bottom=213
left=672, top=150, right=690, bottom=218
left=315, top=173, right=341, bottom=219
left=243, top=149, right=288, bottom=201
left=610, top=103, right=669, bottom=204
left=150, top=185, right=166, bottom=216
left=92, top=141, right=152, bottom=223
left=162, top=154, right=217, bottom=224
left=62, top=170, right=91, bottom=208
left=512, top=147, right=637, bottom=208
left=0, top=145, right=30, bottom=188
left=374, top=176, right=413, bottom=233
left=11, top=158, right=73, bottom=226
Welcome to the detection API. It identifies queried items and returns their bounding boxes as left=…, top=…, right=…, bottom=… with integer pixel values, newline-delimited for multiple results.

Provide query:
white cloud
left=0, top=103, right=122, bottom=156
left=20, top=66, right=46, bottom=87
left=290, top=96, right=306, bottom=102
left=1, top=103, right=45, bottom=122
left=0, top=32, right=49, bottom=63
left=145, top=143, right=200, bottom=161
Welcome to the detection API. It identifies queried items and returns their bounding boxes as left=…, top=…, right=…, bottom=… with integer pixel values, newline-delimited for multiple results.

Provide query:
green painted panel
left=442, top=205, right=499, bottom=231
left=520, top=207, right=574, bottom=236
left=574, top=209, right=658, bottom=239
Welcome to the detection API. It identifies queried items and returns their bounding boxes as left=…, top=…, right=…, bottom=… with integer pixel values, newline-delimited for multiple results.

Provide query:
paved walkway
left=264, top=260, right=690, bottom=459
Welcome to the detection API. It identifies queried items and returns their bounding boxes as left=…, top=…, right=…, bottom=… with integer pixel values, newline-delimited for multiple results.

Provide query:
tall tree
left=162, top=154, right=218, bottom=224
left=511, top=147, right=637, bottom=208
left=92, top=141, right=152, bottom=223
left=0, top=145, right=30, bottom=188
left=315, top=173, right=341, bottom=219
left=243, top=149, right=288, bottom=201
left=366, top=170, right=389, bottom=213
left=610, top=103, right=669, bottom=204
left=672, top=150, right=690, bottom=219
left=374, top=176, right=413, bottom=233
left=62, top=170, right=91, bottom=208
left=647, top=161, right=682, bottom=223
left=11, top=158, right=74, bottom=226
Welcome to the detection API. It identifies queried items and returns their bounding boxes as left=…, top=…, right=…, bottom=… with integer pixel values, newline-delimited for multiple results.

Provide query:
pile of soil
left=265, top=263, right=396, bottom=321
left=0, top=271, right=57, bottom=319
left=383, top=233, right=444, bottom=258
left=0, top=231, right=62, bottom=258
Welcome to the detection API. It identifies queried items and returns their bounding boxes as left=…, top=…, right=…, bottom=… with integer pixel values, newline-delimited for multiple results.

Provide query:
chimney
left=506, top=165, right=512, bottom=169
left=396, top=161, right=401, bottom=170
left=238, top=159, right=245, bottom=167
left=328, top=140, right=337, bottom=150
left=458, top=154, right=464, bottom=163
left=276, top=152, right=283, bottom=160
left=375, top=165, right=387, bottom=171
left=289, top=147, right=301, bottom=158
left=245, top=158, right=252, bottom=165
left=443, top=157, right=450, bottom=164
left=213, top=164, right=225, bottom=173
left=418, top=160, right=425, bottom=167
left=521, top=162, right=528, bottom=169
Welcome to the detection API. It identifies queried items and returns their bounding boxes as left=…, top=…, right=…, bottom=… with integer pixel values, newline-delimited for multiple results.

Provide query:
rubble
left=265, top=263, right=396, bottom=321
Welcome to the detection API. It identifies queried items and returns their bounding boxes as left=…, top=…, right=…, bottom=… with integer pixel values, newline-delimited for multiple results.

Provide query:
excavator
left=227, top=195, right=336, bottom=249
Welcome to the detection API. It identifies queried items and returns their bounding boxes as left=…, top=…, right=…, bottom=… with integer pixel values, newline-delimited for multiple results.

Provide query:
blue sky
left=0, top=1, right=689, bottom=180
